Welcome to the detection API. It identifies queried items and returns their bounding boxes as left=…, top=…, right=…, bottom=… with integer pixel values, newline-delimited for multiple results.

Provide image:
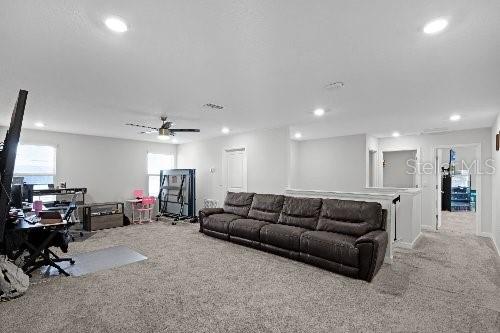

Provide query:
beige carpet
left=440, top=211, right=476, bottom=235
left=1, top=217, right=499, bottom=332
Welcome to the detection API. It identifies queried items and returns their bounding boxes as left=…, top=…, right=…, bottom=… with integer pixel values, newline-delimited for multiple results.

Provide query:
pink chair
left=133, top=189, right=144, bottom=199
left=136, top=196, right=156, bottom=223
left=130, top=189, right=145, bottom=223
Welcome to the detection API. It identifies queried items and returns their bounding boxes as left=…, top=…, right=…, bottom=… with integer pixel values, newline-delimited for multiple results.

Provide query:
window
left=14, top=144, right=57, bottom=202
left=147, top=153, right=174, bottom=197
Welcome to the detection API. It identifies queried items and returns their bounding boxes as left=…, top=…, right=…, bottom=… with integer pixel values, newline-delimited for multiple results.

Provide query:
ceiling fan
left=126, top=116, right=200, bottom=138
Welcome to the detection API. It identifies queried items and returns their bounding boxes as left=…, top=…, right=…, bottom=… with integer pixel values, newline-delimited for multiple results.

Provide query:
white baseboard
left=395, top=232, right=423, bottom=249
left=477, top=233, right=500, bottom=256
left=493, top=238, right=500, bottom=257
left=478, top=232, right=492, bottom=239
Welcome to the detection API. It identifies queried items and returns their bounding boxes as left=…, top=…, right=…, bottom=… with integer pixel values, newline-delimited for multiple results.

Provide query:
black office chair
left=21, top=200, right=79, bottom=277
left=24, top=208, right=76, bottom=277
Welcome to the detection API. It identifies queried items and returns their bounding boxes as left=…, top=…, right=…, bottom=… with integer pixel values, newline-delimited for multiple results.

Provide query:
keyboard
left=25, top=215, right=40, bottom=224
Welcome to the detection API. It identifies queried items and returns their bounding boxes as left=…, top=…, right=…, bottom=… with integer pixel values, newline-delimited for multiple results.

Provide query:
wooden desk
left=8, top=215, right=74, bottom=276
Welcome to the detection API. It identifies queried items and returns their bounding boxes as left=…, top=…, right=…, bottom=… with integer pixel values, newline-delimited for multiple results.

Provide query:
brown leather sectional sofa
left=199, top=192, right=388, bottom=282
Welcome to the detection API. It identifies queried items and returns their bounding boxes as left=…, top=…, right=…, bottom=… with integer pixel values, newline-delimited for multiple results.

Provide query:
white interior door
left=223, top=148, right=247, bottom=193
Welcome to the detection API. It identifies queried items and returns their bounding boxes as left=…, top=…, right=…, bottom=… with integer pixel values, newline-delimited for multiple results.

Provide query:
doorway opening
left=368, top=150, right=377, bottom=187
left=435, top=145, right=479, bottom=235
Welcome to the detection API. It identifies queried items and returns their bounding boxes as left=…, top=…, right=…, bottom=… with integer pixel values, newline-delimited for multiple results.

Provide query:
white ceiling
left=1, top=0, right=499, bottom=143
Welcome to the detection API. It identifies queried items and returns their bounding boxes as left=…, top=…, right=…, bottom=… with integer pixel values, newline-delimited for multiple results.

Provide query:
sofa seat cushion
left=223, top=192, right=255, bottom=217
left=300, top=231, right=359, bottom=268
left=203, top=213, right=241, bottom=234
left=317, top=199, right=382, bottom=237
left=278, top=196, right=322, bottom=230
left=260, top=224, right=308, bottom=252
left=247, top=194, right=285, bottom=223
left=229, top=219, right=270, bottom=241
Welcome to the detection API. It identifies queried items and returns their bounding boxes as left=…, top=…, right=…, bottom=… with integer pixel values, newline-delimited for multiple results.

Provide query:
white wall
left=379, top=128, right=492, bottom=235
left=492, top=114, right=500, bottom=254
left=177, top=127, right=290, bottom=208
left=1, top=128, right=177, bottom=203
left=289, top=139, right=300, bottom=188
left=383, top=150, right=416, bottom=188
left=291, top=134, right=367, bottom=192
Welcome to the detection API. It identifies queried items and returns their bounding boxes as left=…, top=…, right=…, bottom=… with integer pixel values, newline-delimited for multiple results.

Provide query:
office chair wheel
left=70, top=260, right=75, bottom=265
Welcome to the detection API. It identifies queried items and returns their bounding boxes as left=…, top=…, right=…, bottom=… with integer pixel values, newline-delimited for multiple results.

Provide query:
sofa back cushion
left=317, top=199, right=382, bottom=236
left=278, top=196, right=322, bottom=230
left=223, top=192, right=255, bottom=217
left=247, top=194, right=285, bottom=223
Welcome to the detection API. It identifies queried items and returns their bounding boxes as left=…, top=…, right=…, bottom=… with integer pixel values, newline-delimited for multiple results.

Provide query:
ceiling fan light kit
left=126, top=116, right=201, bottom=139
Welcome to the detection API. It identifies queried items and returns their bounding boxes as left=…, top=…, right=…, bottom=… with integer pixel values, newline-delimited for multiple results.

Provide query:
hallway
left=383, top=211, right=500, bottom=330
left=440, top=211, right=476, bottom=234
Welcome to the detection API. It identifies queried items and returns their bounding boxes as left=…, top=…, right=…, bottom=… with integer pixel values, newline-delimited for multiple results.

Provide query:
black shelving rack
left=157, top=169, right=197, bottom=223
left=451, top=186, right=471, bottom=212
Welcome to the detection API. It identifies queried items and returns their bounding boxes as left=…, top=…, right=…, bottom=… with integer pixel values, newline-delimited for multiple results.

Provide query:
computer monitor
left=10, top=184, right=23, bottom=209
left=12, top=176, right=24, bottom=185
left=0, top=90, right=28, bottom=241
left=22, top=184, right=34, bottom=203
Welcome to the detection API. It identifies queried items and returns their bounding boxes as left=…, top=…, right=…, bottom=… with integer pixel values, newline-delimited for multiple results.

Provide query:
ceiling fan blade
left=125, top=123, right=159, bottom=131
left=169, top=128, right=201, bottom=132
left=140, top=130, right=159, bottom=134
left=160, top=121, right=173, bottom=129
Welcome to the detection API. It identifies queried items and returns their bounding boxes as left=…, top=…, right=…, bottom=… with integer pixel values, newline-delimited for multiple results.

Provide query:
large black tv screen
left=0, top=90, right=28, bottom=241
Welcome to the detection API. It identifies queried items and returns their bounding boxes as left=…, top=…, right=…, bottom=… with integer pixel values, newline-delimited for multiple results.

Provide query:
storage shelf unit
left=82, top=202, right=124, bottom=231
left=451, top=186, right=471, bottom=212
left=442, top=174, right=471, bottom=212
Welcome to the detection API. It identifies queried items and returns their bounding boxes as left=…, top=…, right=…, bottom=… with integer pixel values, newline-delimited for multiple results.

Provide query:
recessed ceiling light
left=157, top=135, right=170, bottom=141
left=221, top=127, right=230, bottom=134
left=34, top=122, right=45, bottom=128
left=423, top=18, right=448, bottom=34
left=392, top=132, right=400, bottom=137
left=449, top=114, right=461, bottom=121
left=294, top=132, right=302, bottom=139
left=105, top=17, right=128, bottom=33
left=313, top=108, right=325, bottom=117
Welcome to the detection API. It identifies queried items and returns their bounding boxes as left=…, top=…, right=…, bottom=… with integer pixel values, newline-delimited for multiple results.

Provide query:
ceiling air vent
left=324, top=82, right=345, bottom=90
left=203, top=103, right=224, bottom=110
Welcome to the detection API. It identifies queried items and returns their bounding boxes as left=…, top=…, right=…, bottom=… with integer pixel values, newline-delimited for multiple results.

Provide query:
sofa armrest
left=355, top=230, right=388, bottom=282
left=198, top=208, right=225, bottom=232
left=199, top=208, right=224, bottom=216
